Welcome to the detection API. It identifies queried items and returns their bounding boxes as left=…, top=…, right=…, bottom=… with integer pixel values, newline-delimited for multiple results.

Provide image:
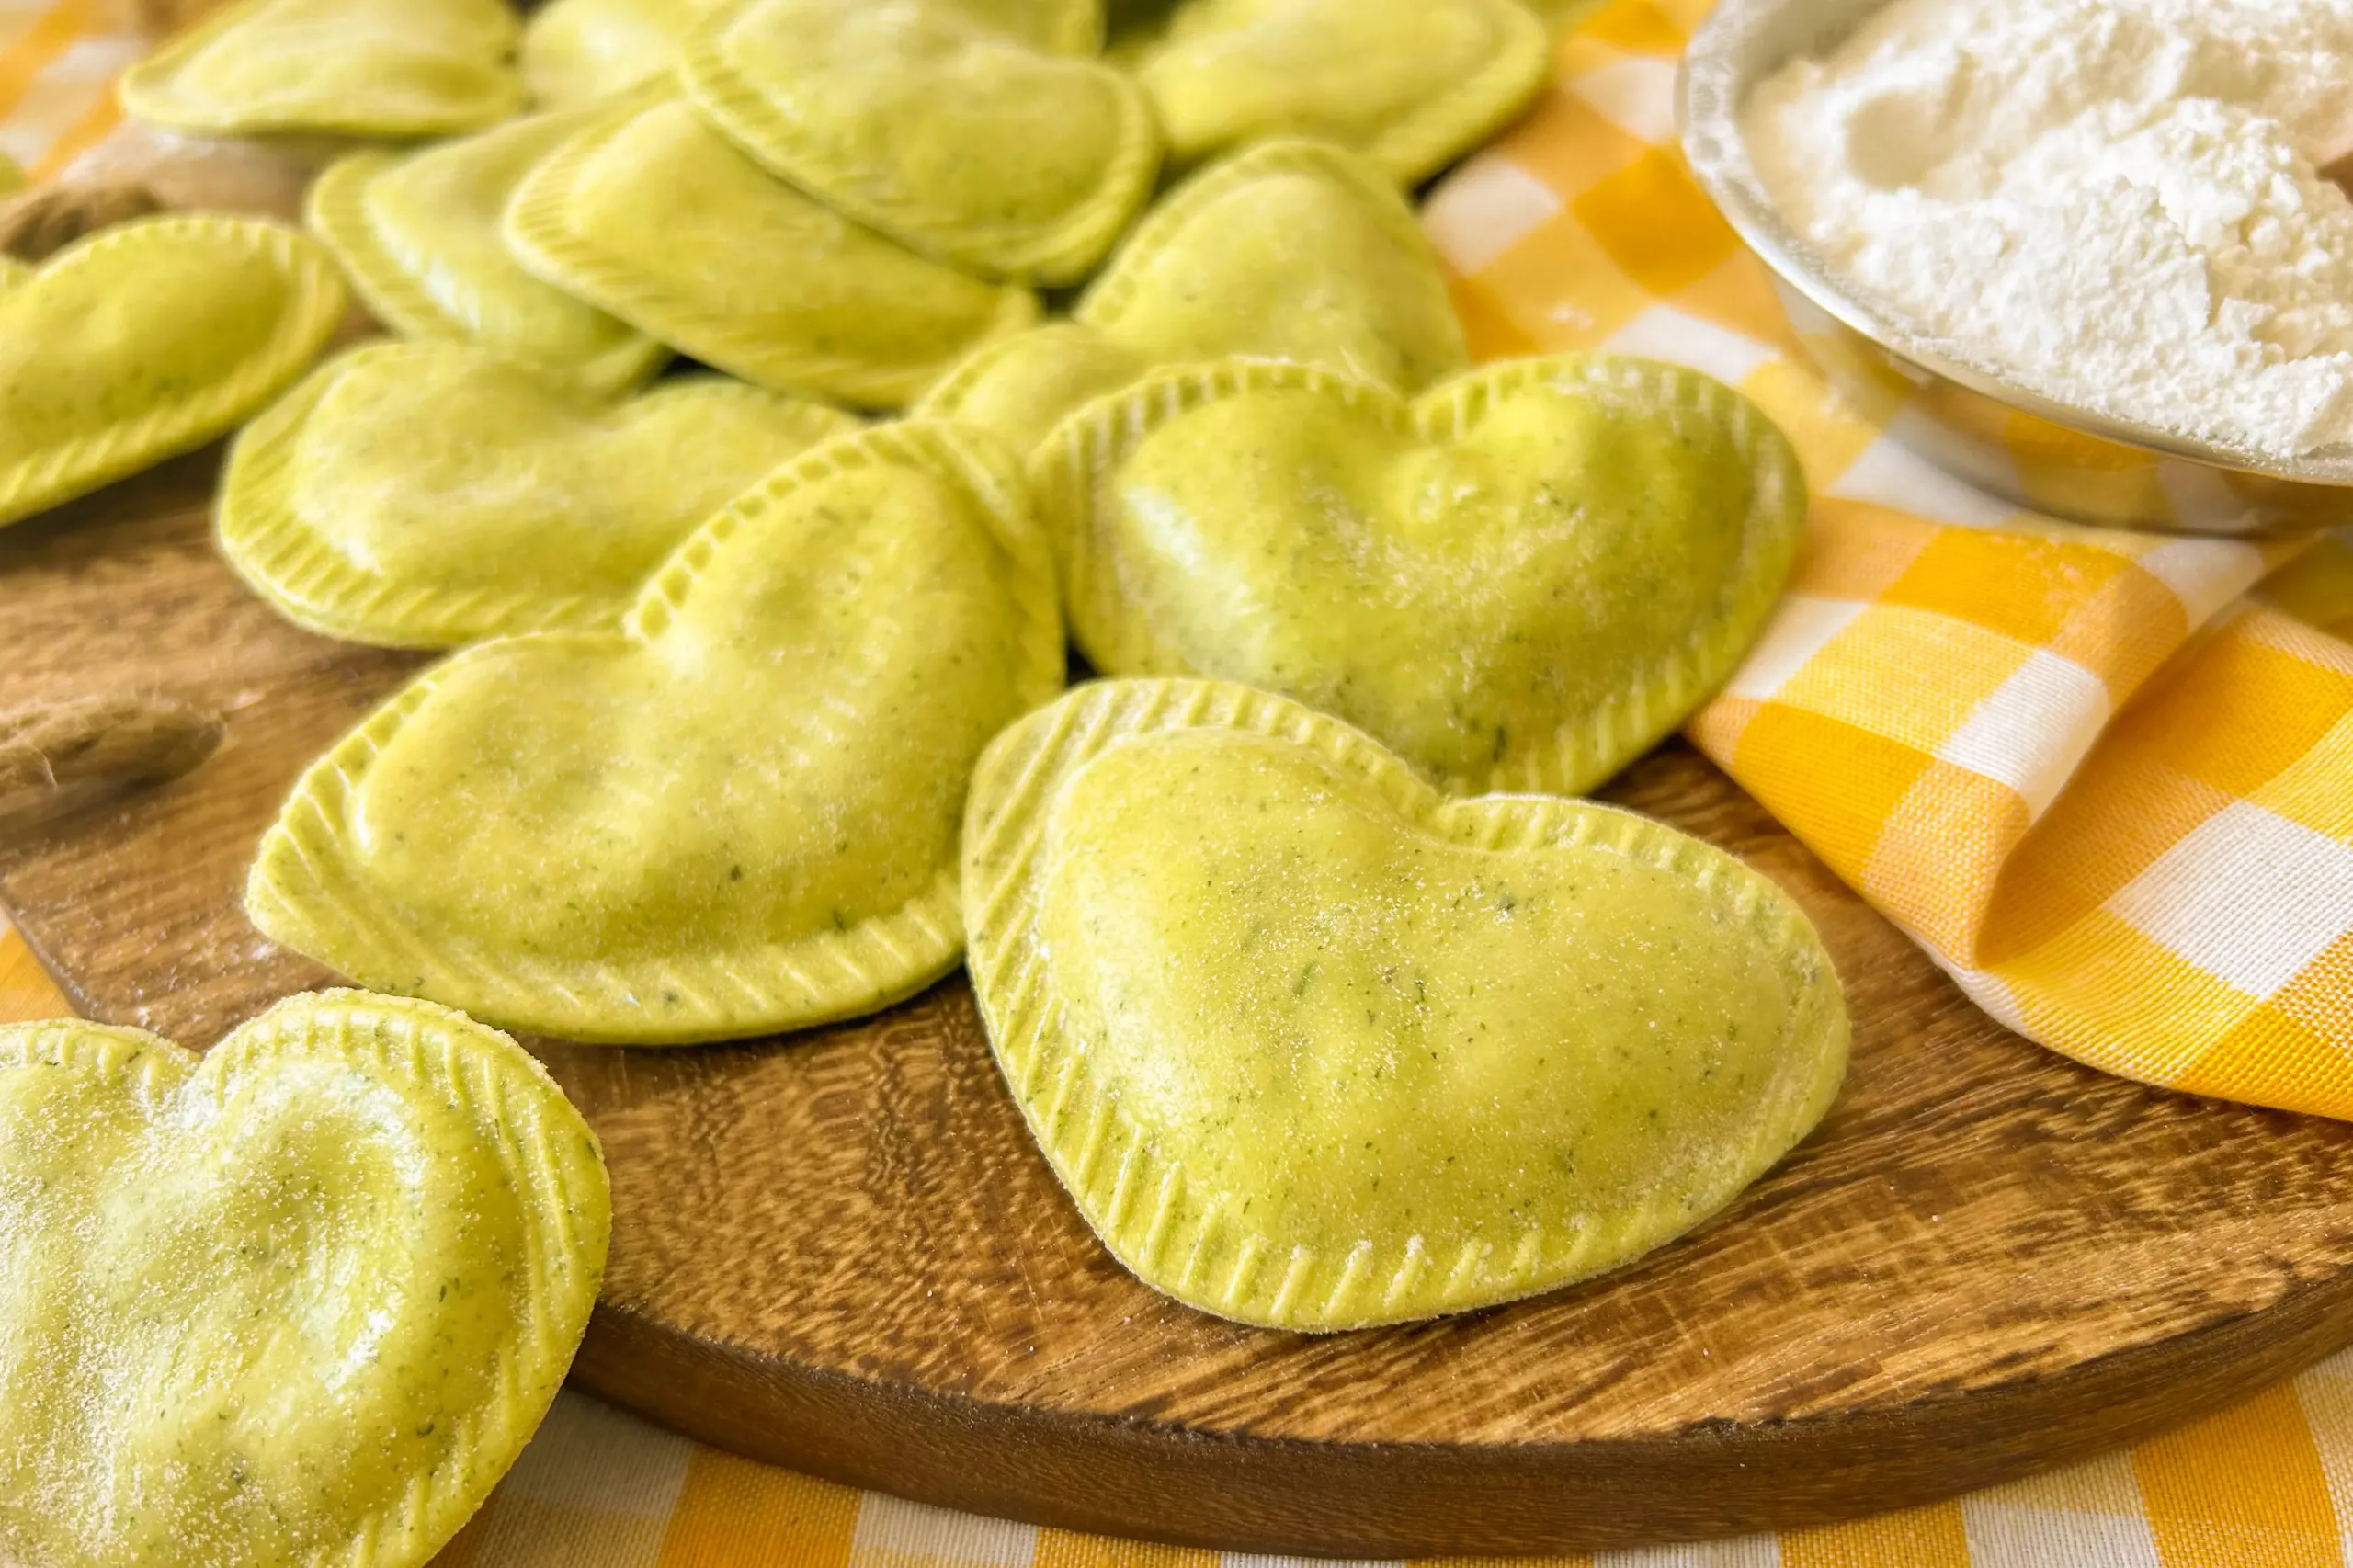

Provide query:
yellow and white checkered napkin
left=0, top=0, right=128, bottom=180
left=1427, top=0, right=2353, bottom=1120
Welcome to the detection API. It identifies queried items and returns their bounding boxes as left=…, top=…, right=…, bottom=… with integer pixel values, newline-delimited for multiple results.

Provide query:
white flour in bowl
left=1742, top=0, right=2353, bottom=459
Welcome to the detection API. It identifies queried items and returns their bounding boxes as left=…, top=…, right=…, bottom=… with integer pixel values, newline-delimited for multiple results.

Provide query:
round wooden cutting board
left=9, top=456, right=2353, bottom=1555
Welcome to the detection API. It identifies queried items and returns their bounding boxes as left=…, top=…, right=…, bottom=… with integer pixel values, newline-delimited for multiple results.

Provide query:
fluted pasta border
left=960, top=676, right=1850, bottom=1331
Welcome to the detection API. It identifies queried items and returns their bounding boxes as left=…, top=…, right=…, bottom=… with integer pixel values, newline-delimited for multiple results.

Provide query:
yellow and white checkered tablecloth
left=17, top=0, right=2353, bottom=1561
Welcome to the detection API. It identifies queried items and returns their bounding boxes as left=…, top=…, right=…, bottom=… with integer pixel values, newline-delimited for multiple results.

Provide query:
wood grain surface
left=9, top=453, right=2353, bottom=1554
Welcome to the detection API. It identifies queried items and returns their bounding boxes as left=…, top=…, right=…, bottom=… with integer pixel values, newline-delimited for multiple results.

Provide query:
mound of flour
left=1742, top=0, right=2353, bottom=459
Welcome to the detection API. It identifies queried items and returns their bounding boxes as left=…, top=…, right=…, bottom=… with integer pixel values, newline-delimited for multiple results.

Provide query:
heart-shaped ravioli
left=923, top=137, right=1466, bottom=449
left=523, top=0, right=719, bottom=108
left=0, top=990, right=609, bottom=1568
left=1032, top=357, right=1808, bottom=796
left=221, top=340, right=859, bottom=647
left=964, top=679, right=1848, bottom=1331
left=0, top=216, right=347, bottom=530
left=308, top=111, right=668, bottom=396
left=506, top=97, right=1040, bottom=407
left=119, top=0, right=524, bottom=137
left=1132, top=0, right=1546, bottom=185
left=1074, top=138, right=1466, bottom=387
left=248, top=421, right=1064, bottom=1043
left=682, top=0, right=1156, bottom=284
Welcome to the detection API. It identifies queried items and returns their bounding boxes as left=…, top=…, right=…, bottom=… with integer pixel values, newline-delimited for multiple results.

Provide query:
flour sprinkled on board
left=1744, top=0, right=2353, bottom=460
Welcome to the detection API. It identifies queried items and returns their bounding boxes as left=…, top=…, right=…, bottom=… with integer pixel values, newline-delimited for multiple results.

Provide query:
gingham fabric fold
left=1427, top=0, right=2353, bottom=1120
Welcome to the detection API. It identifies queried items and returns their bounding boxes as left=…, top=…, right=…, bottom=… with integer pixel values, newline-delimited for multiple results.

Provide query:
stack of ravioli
left=0, top=5, right=1861, bottom=1561
left=8, top=0, right=1852, bottom=1383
